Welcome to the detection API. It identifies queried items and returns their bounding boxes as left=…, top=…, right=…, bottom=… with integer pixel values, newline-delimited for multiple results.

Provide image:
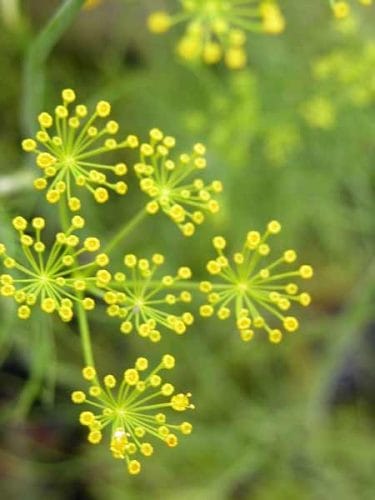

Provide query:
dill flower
left=135, top=129, right=222, bottom=237
left=102, top=253, right=194, bottom=342
left=72, top=355, right=194, bottom=475
left=148, top=1, right=285, bottom=69
left=330, top=0, right=373, bottom=18
left=199, top=221, right=313, bottom=343
left=21, top=89, right=137, bottom=211
left=0, top=215, right=108, bottom=321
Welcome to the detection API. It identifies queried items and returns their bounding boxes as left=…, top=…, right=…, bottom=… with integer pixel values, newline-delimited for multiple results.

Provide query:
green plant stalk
left=76, top=300, right=95, bottom=368
left=102, top=207, right=148, bottom=256
left=57, top=183, right=95, bottom=370
left=22, top=0, right=85, bottom=135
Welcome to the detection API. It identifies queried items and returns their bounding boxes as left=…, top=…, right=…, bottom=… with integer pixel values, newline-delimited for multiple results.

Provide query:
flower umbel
left=0, top=215, right=108, bottom=321
left=135, top=129, right=222, bottom=236
left=148, top=0, right=285, bottom=69
left=72, top=355, right=194, bottom=475
left=22, top=89, right=137, bottom=210
left=199, top=221, right=313, bottom=343
left=102, top=254, right=194, bottom=342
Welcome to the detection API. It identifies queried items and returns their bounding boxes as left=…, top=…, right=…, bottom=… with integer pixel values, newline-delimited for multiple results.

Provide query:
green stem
left=12, top=313, right=53, bottom=421
left=59, top=198, right=70, bottom=232
left=76, top=300, right=95, bottom=368
left=103, top=208, right=148, bottom=256
left=87, top=281, right=232, bottom=299
left=102, top=280, right=230, bottom=290
left=22, top=0, right=85, bottom=135
left=56, top=181, right=94, bottom=370
left=103, top=280, right=204, bottom=290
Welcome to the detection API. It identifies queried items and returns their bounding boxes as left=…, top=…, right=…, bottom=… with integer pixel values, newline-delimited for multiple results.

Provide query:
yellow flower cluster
left=72, top=355, right=194, bottom=475
left=135, top=129, right=222, bottom=236
left=0, top=215, right=108, bottom=321
left=148, top=0, right=285, bottom=69
left=102, top=253, right=194, bottom=342
left=313, top=43, right=375, bottom=108
left=22, top=89, right=137, bottom=210
left=199, top=221, right=313, bottom=343
left=0, top=83, right=316, bottom=480
left=330, top=0, right=373, bottom=19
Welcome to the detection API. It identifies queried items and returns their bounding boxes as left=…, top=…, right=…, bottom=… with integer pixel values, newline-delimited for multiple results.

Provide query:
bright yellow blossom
left=135, top=129, right=222, bottom=236
left=330, top=0, right=373, bottom=19
left=0, top=215, right=108, bottom=321
left=100, top=254, right=194, bottom=342
left=300, top=97, right=336, bottom=130
left=22, top=89, right=136, bottom=210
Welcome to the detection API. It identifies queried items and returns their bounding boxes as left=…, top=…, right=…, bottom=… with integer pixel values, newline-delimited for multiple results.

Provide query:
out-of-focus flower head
left=330, top=0, right=373, bottom=19
left=148, top=1, right=285, bottom=69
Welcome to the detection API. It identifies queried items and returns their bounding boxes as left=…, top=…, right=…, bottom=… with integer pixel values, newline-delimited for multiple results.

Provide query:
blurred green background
left=0, top=1, right=374, bottom=499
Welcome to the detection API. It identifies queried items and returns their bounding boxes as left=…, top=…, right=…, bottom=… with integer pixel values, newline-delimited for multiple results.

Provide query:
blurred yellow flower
left=148, top=0, right=285, bottom=69
left=330, top=0, right=373, bottom=18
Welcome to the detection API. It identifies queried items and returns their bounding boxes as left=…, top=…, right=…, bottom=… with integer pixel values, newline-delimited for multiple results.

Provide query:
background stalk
left=76, top=300, right=95, bottom=368
left=22, top=0, right=85, bottom=136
